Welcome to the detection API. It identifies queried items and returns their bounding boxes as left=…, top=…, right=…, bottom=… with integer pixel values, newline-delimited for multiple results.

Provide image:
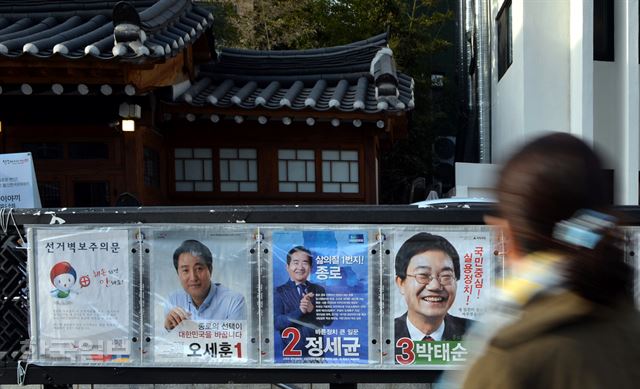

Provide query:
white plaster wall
left=593, top=61, right=621, bottom=170
left=522, top=0, right=570, bottom=139
left=593, top=0, right=640, bottom=204
left=491, top=0, right=526, bottom=163
left=488, top=0, right=639, bottom=204
left=570, top=0, right=594, bottom=142
left=621, top=0, right=640, bottom=205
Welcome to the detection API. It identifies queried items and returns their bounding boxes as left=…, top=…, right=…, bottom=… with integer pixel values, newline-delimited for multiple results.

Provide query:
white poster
left=31, top=228, right=131, bottom=363
left=0, top=152, right=41, bottom=208
left=148, top=226, right=254, bottom=364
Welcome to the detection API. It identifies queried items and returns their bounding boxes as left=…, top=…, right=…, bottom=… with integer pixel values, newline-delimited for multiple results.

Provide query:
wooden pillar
left=121, top=124, right=145, bottom=203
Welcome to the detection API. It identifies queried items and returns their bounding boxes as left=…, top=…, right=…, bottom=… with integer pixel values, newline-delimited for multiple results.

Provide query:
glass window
left=39, top=181, right=61, bottom=207
left=497, top=0, right=513, bottom=80
left=278, top=149, right=316, bottom=192
left=143, top=147, right=160, bottom=188
left=73, top=181, right=110, bottom=207
left=174, top=148, right=213, bottom=192
left=68, top=142, right=109, bottom=159
left=594, top=0, right=615, bottom=61
left=219, top=148, right=258, bottom=192
left=22, top=143, right=64, bottom=160
left=322, top=150, right=360, bottom=193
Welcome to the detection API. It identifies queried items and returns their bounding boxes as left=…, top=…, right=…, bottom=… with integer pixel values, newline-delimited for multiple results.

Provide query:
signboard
left=270, top=229, right=372, bottom=364
left=0, top=152, right=41, bottom=208
left=29, top=227, right=131, bottom=363
left=386, top=226, right=494, bottom=367
left=25, top=224, right=501, bottom=369
left=147, top=225, right=256, bottom=364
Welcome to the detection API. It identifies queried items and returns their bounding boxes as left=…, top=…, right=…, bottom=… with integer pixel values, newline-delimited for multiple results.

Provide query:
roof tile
left=173, top=33, right=414, bottom=114
left=0, top=0, right=212, bottom=59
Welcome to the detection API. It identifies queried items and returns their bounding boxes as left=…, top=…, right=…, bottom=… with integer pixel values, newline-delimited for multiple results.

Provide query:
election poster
left=0, top=152, right=41, bottom=208
left=269, top=228, right=373, bottom=364
left=386, top=226, right=495, bottom=367
left=147, top=225, right=256, bottom=365
left=29, top=227, right=131, bottom=363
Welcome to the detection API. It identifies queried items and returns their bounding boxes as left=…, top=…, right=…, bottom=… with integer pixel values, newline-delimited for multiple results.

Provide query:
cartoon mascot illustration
left=50, top=261, right=77, bottom=298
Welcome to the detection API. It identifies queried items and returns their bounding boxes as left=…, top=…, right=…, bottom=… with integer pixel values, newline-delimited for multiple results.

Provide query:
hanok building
left=0, top=0, right=414, bottom=207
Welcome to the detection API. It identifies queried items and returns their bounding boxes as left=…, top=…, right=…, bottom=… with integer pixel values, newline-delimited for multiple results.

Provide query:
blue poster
left=272, top=230, right=369, bottom=364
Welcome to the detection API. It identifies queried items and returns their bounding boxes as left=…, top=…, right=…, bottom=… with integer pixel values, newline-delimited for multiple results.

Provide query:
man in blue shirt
left=164, top=239, right=246, bottom=331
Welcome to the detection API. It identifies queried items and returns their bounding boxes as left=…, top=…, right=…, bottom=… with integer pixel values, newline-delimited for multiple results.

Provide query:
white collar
left=406, top=315, right=446, bottom=341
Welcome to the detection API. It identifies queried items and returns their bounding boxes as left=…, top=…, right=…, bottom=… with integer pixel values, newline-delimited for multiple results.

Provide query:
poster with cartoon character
left=30, top=227, right=131, bottom=363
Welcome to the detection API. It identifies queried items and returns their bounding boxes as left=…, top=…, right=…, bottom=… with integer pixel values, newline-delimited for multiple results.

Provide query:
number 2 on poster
left=282, top=327, right=302, bottom=357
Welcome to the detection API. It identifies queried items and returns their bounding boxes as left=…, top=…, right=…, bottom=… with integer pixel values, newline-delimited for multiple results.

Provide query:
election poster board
left=267, top=227, right=376, bottom=365
left=28, top=227, right=132, bottom=363
left=146, top=225, right=257, bottom=365
left=0, top=152, right=41, bottom=208
left=384, top=226, right=496, bottom=367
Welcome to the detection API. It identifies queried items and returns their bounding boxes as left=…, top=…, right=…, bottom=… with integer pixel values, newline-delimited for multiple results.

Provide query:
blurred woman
left=461, top=133, right=640, bottom=388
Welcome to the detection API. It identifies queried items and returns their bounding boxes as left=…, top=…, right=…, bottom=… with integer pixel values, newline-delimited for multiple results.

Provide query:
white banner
left=0, top=152, right=41, bottom=208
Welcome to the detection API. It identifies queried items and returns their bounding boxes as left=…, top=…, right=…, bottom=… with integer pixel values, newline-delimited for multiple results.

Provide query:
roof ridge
left=220, top=32, right=389, bottom=57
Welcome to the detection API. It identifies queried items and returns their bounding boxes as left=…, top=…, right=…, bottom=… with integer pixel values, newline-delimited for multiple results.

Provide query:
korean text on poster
left=272, top=230, right=369, bottom=364
left=33, top=228, right=130, bottom=363
left=149, top=228, right=251, bottom=364
left=391, top=229, right=492, bottom=366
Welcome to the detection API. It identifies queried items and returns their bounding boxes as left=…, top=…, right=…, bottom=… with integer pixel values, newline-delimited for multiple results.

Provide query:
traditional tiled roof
left=0, top=0, right=213, bottom=59
left=173, top=33, right=414, bottom=114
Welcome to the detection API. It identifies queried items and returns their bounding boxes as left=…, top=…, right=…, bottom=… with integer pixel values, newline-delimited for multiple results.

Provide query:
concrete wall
left=488, top=0, right=640, bottom=204
left=491, top=0, right=571, bottom=163
left=522, top=0, right=570, bottom=139
left=592, top=0, right=640, bottom=204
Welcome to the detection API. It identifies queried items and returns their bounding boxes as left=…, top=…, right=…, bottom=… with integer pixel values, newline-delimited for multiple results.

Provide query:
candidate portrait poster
left=270, top=229, right=371, bottom=364
left=148, top=225, right=255, bottom=364
left=388, top=226, right=495, bottom=367
left=30, top=227, right=131, bottom=363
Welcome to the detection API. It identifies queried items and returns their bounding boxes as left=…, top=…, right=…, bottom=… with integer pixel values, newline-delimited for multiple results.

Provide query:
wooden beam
left=159, top=101, right=389, bottom=121
left=125, top=51, right=190, bottom=92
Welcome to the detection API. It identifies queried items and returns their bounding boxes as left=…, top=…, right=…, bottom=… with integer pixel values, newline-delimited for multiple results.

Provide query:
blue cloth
left=166, top=282, right=246, bottom=320
left=274, top=280, right=332, bottom=359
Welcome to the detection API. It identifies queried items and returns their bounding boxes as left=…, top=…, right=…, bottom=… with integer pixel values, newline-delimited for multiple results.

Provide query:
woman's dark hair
left=497, top=133, right=632, bottom=304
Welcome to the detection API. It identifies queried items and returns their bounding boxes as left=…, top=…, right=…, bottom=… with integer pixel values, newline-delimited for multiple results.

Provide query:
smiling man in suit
left=274, top=246, right=332, bottom=358
left=394, top=233, right=473, bottom=344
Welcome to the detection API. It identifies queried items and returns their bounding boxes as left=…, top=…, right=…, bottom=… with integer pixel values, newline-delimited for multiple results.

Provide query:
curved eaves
left=0, top=0, right=212, bottom=60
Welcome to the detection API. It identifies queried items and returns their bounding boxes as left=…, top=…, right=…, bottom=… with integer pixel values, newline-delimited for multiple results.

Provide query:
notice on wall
left=30, top=228, right=131, bottom=363
left=148, top=226, right=254, bottom=364
left=271, top=229, right=371, bottom=364
left=388, top=227, right=494, bottom=366
left=0, top=152, right=41, bottom=208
